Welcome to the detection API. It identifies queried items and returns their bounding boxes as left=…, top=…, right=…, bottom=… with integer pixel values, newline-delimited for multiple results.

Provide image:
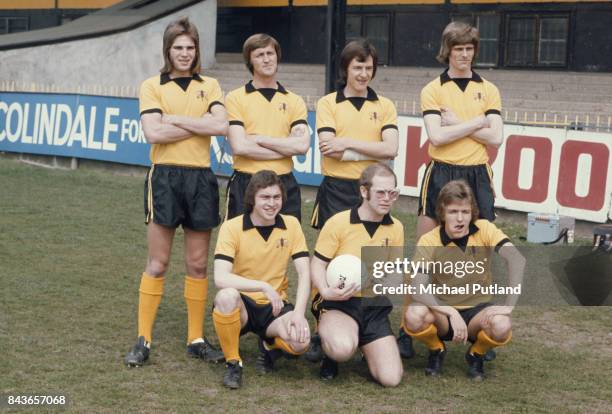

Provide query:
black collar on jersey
left=245, top=80, right=288, bottom=102
left=160, top=73, right=203, bottom=92
left=160, top=73, right=203, bottom=85
left=243, top=213, right=287, bottom=231
left=440, top=69, right=483, bottom=84
left=440, top=222, right=480, bottom=251
left=349, top=206, right=393, bottom=225
left=440, top=69, right=482, bottom=92
left=336, top=86, right=378, bottom=111
left=336, top=86, right=379, bottom=102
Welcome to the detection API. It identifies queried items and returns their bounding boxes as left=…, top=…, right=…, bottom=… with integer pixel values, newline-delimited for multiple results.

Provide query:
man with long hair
left=404, top=180, right=524, bottom=380
left=400, top=21, right=505, bottom=358
left=124, top=17, right=227, bottom=367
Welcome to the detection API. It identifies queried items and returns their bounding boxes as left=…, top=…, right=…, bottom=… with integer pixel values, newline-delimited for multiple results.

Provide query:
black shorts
left=438, top=302, right=493, bottom=342
left=311, top=292, right=324, bottom=323
left=226, top=170, right=301, bottom=222
left=320, top=296, right=393, bottom=347
left=144, top=164, right=220, bottom=231
left=418, top=160, right=495, bottom=221
left=239, top=294, right=294, bottom=340
left=310, top=176, right=361, bottom=229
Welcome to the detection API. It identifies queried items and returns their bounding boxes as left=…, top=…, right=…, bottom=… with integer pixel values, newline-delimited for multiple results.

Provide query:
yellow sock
left=184, top=276, right=208, bottom=344
left=470, top=329, right=512, bottom=356
left=138, top=273, right=164, bottom=343
left=404, top=324, right=444, bottom=351
left=268, top=337, right=305, bottom=356
left=212, top=308, right=241, bottom=362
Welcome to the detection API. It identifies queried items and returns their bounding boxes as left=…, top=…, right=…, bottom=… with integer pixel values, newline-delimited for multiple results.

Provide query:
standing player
left=212, top=170, right=311, bottom=389
left=418, top=20, right=503, bottom=238
left=308, top=39, right=399, bottom=361
left=225, top=33, right=310, bottom=221
left=399, top=21, right=505, bottom=357
left=311, top=39, right=398, bottom=229
left=311, top=163, right=403, bottom=386
left=403, top=180, right=524, bottom=380
left=124, top=18, right=227, bottom=366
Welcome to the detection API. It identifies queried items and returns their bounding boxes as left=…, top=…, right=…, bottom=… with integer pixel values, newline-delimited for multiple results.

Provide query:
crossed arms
left=423, top=108, right=503, bottom=148
left=227, top=122, right=311, bottom=160
left=141, top=104, right=228, bottom=144
left=318, top=127, right=399, bottom=161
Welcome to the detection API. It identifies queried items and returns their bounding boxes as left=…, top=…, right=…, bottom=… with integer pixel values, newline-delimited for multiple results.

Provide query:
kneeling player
left=311, top=163, right=404, bottom=387
left=403, top=180, right=524, bottom=380
left=212, top=170, right=311, bottom=389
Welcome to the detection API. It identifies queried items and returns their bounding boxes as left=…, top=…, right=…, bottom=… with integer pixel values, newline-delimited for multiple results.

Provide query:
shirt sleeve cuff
left=140, top=108, right=162, bottom=116
left=292, top=251, right=310, bottom=260
left=314, top=251, right=331, bottom=262
left=494, top=238, right=511, bottom=253
left=317, top=127, right=336, bottom=134
left=214, top=254, right=234, bottom=263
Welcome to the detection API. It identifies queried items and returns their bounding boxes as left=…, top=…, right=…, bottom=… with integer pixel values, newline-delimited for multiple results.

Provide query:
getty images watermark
left=370, top=256, right=521, bottom=297
left=359, top=245, right=612, bottom=307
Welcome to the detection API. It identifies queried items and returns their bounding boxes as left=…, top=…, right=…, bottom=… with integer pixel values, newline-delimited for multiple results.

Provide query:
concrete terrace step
left=374, top=77, right=612, bottom=92
left=206, top=69, right=324, bottom=82
left=378, top=66, right=612, bottom=84
left=216, top=53, right=612, bottom=82
left=210, top=70, right=612, bottom=99
left=211, top=54, right=612, bottom=120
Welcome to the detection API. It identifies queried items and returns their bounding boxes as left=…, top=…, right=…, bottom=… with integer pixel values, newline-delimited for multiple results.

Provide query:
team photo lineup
left=123, top=16, right=527, bottom=390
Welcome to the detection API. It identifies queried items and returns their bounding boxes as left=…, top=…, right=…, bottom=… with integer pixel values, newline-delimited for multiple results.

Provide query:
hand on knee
left=283, top=338, right=309, bottom=355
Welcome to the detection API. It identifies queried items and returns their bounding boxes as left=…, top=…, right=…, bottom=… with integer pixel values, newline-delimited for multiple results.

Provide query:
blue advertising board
left=0, top=92, right=323, bottom=185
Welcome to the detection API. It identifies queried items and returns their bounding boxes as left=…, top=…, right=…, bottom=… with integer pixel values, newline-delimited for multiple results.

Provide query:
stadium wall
left=216, top=0, right=612, bottom=72
left=0, top=0, right=217, bottom=92
left=1, top=91, right=611, bottom=223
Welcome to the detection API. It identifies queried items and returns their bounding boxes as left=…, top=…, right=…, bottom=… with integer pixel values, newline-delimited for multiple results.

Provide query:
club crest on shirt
left=474, top=92, right=484, bottom=102
left=279, top=102, right=287, bottom=113
left=197, top=90, right=207, bottom=100
left=276, top=238, right=287, bottom=248
left=369, top=111, right=378, bottom=121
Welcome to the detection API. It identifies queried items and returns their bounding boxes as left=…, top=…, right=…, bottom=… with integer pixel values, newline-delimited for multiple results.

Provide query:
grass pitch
left=1, top=157, right=611, bottom=413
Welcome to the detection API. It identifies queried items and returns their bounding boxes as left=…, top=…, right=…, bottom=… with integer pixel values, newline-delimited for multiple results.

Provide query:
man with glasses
left=310, top=163, right=404, bottom=386
left=307, top=39, right=400, bottom=362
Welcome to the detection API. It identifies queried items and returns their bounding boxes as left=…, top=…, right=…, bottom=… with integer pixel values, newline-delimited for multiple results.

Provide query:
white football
left=326, top=254, right=362, bottom=291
